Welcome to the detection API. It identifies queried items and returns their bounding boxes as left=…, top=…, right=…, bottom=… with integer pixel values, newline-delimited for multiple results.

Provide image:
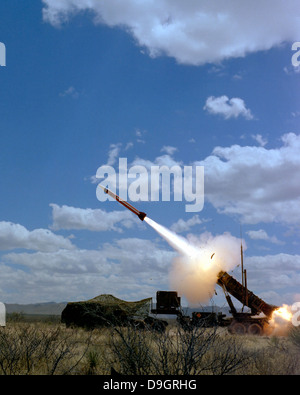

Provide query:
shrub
left=0, top=323, right=91, bottom=375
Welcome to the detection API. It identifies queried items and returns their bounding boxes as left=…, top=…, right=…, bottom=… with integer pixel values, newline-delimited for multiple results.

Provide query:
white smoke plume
left=145, top=217, right=243, bottom=305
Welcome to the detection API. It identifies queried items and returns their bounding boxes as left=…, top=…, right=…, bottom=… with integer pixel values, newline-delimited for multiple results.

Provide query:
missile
left=99, top=185, right=147, bottom=221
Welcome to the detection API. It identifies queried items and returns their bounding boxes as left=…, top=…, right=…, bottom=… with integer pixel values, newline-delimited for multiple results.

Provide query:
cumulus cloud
left=197, top=132, right=300, bottom=225
left=245, top=253, right=300, bottom=303
left=0, top=221, right=75, bottom=252
left=170, top=215, right=203, bottom=233
left=161, top=146, right=178, bottom=155
left=59, top=86, right=79, bottom=99
left=251, top=134, right=268, bottom=147
left=50, top=203, right=137, bottom=232
left=106, top=143, right=122, bottom=166
left=2, top=237, right=175, bottom=303
left=125, top=133, right=300, bottom=225
left=42, top=0, right=300, bottom=65
left=203, top=95, right=254, bottom=120
left=246, top=229, right=284, bottom=245
left=1, top=230, right=297, bottom=305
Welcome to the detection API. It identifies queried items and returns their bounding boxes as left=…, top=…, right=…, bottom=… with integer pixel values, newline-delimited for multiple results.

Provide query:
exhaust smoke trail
left=144, top=216, right=242, bottom=305
left=144, top=217, right=200, bottom=258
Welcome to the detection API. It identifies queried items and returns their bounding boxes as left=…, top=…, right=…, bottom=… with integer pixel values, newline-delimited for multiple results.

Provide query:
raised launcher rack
left=217, top=270, right=279, bottom=335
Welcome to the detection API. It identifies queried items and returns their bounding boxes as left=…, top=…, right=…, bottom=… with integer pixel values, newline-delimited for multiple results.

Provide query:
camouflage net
left=85, top=294, right=152, bottom=318
left=61, top=294, right=152, bottom=329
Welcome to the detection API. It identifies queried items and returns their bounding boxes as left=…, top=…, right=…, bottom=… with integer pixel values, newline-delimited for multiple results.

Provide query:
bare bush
left=152, top=325, right=219, bottom=375
left=108, top=324, right=154, bottom=375
left=200, top=332, right=250, bottom=375
left=107, top=324, right=248, bottom=375
left=288, top=326, right=300, bottom=350
left=245, top=335, right=300, bottom=375
left=2, top=320, right=300, bottom=375
left=0, top=323, right=91, bottom=375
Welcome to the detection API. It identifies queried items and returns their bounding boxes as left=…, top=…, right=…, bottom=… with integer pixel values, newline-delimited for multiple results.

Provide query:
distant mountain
left=5, top=302, right=67, bottom=315
left=4, top=301, right=236, bottom=317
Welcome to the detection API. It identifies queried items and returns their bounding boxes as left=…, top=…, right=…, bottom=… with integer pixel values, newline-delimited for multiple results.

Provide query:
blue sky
left=0, top=1, right=300, bottom=309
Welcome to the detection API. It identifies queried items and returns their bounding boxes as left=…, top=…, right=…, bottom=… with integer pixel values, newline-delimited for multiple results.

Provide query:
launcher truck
left=216, top=270, right=278, bottom=335
left=152, top=270, right=278, bottom=335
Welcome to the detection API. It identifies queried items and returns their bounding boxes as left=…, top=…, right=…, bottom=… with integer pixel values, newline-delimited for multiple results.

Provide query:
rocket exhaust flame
left=271, top=304, right=293, bottom=324
left=272, top=305, right=293, bottom=321
left=268, top=304, right=293, bottom=335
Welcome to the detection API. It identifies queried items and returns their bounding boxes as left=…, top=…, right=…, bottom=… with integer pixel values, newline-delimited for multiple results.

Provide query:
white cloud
left=125, top=142, right=134, bottom=151
left=197, top=132, right=300, bottom=225
left=59, top=86, right=79, bottom=98
left=129, top=153, right=185, bottom=202
left=0, top=226, right=298, bottom=306
left=42, top=0, right=300, bottom=65
left=246, top=229, right=284, bottom=245
left=0, top=221, right=75, bottom=252
left=135, top=128, right=147, bottom=143
left=251, top=134, right=268, bottom=147
left=161, top=145, right=178, bottom=155
left=89, top=142, right=127, bottom=184
left=245, top=253, right=300, bottom=302
left=284, top=65, right=300, bottom=75
left=203, top=95, right=254, bottom=120
left=106, top=143, right=122, bottom=166
left=132, top=153, right=182, bottom=170
left=50, top=203, right=137, bottom=232
left=127, top=133, right=300, bottom=226
left=170, top=215, right=203, bottom=233
left=1, top=237, right=175, bottom=303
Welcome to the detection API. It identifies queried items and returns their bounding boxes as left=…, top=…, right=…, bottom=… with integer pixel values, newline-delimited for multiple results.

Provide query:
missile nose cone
left=99, top=185, right=108, bottom=194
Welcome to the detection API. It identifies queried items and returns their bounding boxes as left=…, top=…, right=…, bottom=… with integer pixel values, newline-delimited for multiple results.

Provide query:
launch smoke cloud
left=96, top=158, right=204, bottom=213
left=144, top=217, right=242, bottom=305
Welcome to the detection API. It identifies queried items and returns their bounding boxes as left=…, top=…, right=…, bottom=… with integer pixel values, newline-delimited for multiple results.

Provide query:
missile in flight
left=99, top=185, right=147, bottom=221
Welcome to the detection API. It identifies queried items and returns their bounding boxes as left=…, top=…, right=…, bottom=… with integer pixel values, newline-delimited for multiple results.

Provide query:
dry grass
left=1, top=319, right=300, bottom=375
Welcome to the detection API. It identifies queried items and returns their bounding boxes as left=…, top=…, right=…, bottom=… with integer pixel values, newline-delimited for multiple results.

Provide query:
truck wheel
left=248, top=323, right=262, bottom=336
left=230, top=322, right=246, bottom=335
